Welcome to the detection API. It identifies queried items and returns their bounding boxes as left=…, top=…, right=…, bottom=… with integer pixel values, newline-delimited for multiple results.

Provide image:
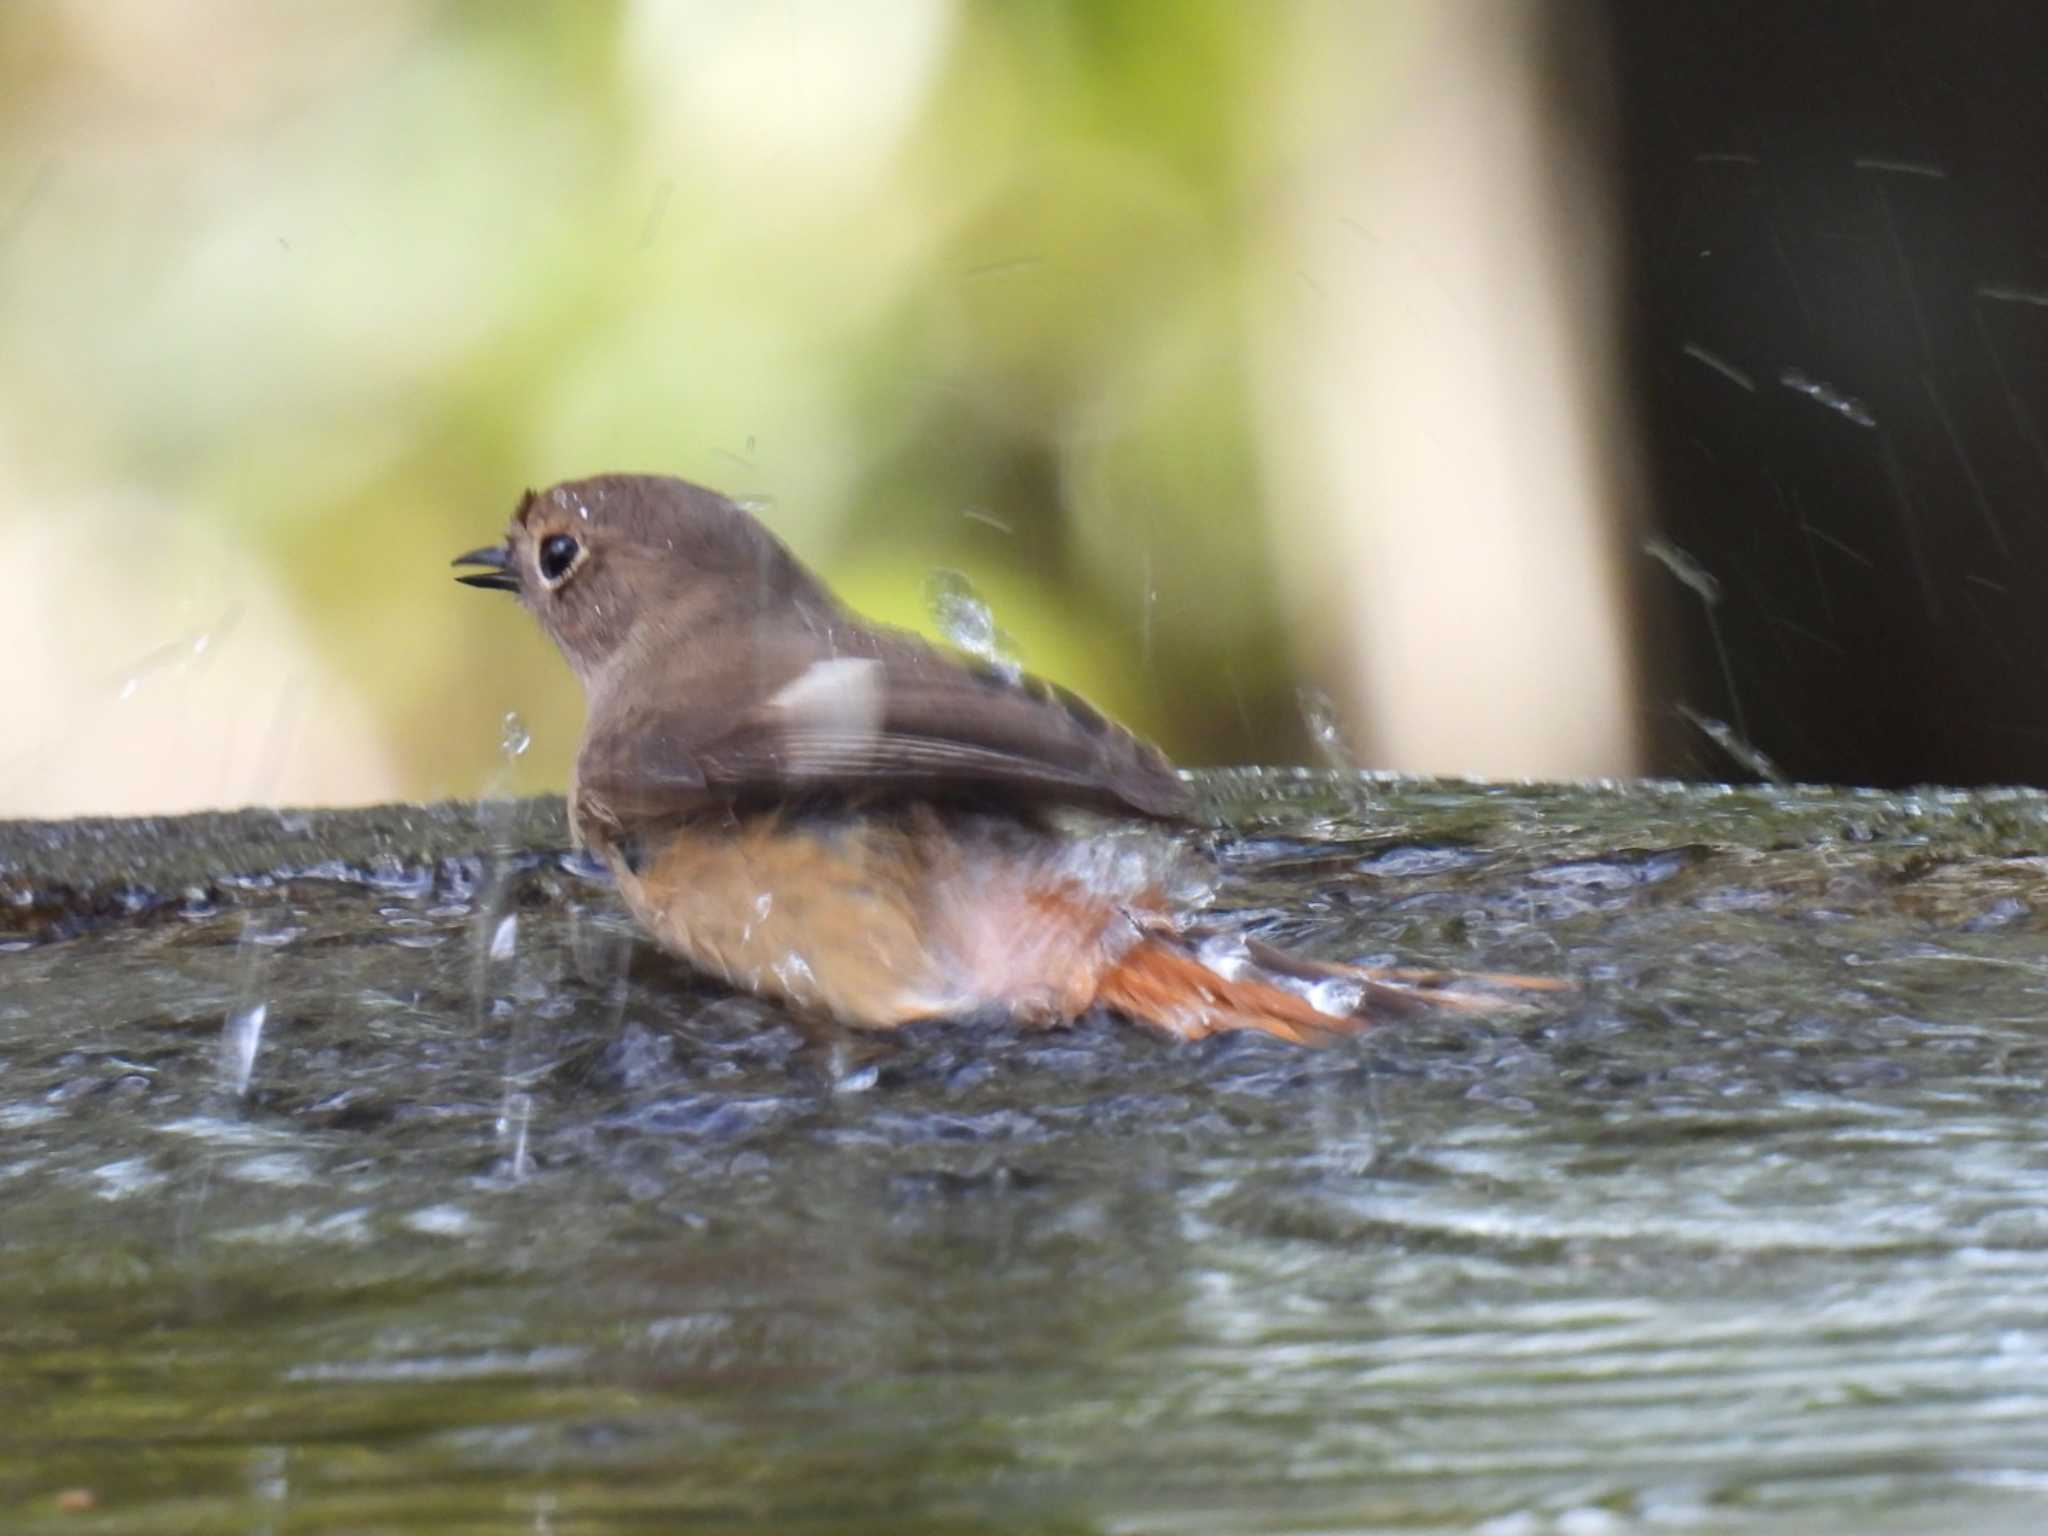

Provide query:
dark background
left=1608, top=0, right=2048, bottom=786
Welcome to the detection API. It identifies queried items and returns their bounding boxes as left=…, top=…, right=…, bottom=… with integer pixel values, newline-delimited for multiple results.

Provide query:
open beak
left=452, top=545, right=519, bottom=592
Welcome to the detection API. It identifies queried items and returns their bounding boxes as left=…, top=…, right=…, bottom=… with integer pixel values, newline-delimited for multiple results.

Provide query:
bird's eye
left=538, top=533, right=580, bottom=583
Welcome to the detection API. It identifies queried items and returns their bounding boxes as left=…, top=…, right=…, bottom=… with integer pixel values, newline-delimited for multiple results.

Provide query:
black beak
left=452, top=545, right=519, bottom=592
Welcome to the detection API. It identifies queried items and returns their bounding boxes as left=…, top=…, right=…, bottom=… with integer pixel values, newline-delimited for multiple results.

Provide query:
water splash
left=1641, top=538, right=1722, bottom=606
left=499, top=711, right=531, bottom=761
left=474, top=715, right=538, bottom=1148
left=1681, top=341, right=1754, bottom=392
left=1780, top=368, right=1877, bottom=428
left=220, top=1002, right=266, bottom=1097
left=1978, top=284, right=2048, bottom=309
left=217, top=899, right=280, bottom=1101
left=110, top=606, right=242, bottom=703
left=1644, top=539, right=1752, bottom=753
left=497, top=1091, right=534, bottom=1182
left=739, top=891, right=772, bottom=946
left=1297, top=686, right=1359, bottom=775
left=1679, top=705, right=1786, bottom=784
left=1852, top=155, right=1947, bottom=179
left=827, top=1038, right=880, bottom=1095
left=960, top=507, right=1014, bottom=534
left=924, top=569, right=1021, bottom=680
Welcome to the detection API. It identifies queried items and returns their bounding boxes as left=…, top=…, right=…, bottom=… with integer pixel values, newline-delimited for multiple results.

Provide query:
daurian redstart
left=456, top=475, right=1556, bottom=1044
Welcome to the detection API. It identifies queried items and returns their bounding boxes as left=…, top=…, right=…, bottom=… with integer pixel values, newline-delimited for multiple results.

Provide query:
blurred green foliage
left=1, top=0, right=1354, bottom=809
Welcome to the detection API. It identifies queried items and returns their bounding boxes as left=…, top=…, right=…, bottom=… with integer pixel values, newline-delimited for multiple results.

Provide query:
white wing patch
left=769, top=657, right=885, bottom=773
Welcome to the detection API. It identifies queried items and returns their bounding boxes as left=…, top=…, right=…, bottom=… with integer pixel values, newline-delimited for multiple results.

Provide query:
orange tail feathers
left=1094, top=937, right=1364, bottom=1045
left=1242, top=937, right=1572, bottom=1014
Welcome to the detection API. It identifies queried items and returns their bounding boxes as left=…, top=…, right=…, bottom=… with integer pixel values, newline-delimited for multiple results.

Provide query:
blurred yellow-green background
left=1, top=0, right=1640, bottom=817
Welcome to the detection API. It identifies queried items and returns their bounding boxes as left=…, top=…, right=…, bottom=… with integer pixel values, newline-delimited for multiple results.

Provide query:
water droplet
left=1297, top=687, right=1356, bottom=773
left=402, top=1204, right=481, bottom=1237
left=1678, top=705, right=1786, bottom=784
left=222, top=1002, right=266, bottom=1097
left=497, top=1091, right=534, bottom=1182
left=500, top=711, right=531, bottom=759
left=925, top=569, right=1021, bottom=679
left=826, top=1038, right=880, bottom=1094
left=740, top=891, right=773, bottom=944
left=1307, top=977, right=1364, bottom=1017
left=834, top=1061, right=881, bottom=1095
left=1642, top=538, right=1722, bottom=606
left=1779, top=367, right=1877, bottom=428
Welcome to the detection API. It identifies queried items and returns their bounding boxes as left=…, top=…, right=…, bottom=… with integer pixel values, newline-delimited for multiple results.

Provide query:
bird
left=454, top=474, right=1559, bottom=1045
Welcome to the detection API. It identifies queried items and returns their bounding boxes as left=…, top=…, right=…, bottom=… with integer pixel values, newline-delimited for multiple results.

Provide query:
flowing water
left=5, top=773, right=2048, bottom=1533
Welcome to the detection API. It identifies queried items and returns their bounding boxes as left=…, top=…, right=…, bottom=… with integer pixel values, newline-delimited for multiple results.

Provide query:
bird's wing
left=572, top=625, right=1191, bottom=835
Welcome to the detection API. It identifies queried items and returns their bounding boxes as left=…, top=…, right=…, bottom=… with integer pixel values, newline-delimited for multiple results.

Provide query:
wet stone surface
left=4, top=773, right=2048, bottom=1532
